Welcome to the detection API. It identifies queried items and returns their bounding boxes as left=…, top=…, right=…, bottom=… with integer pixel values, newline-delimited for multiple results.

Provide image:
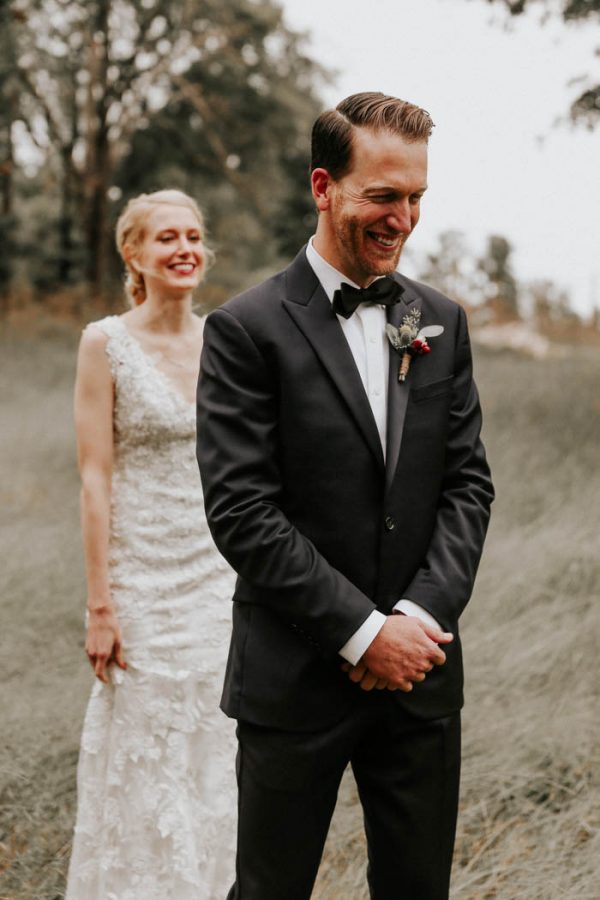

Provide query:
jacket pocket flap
left=410, top=374, right=455, bottom=403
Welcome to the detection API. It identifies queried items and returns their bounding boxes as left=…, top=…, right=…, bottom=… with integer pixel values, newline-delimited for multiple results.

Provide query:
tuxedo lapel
left=385, top=276, right=421, bottom=493
left=282, top=252, right=385, bottom=471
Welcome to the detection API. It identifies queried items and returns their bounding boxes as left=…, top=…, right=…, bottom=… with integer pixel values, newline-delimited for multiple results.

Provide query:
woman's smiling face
left=133, top=204, right=205, bottom=297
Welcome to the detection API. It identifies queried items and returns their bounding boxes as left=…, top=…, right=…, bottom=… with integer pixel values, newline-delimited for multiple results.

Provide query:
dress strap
left=85, top=315, right=123, bottom=340
left=84, top=316, right=131, bottom=379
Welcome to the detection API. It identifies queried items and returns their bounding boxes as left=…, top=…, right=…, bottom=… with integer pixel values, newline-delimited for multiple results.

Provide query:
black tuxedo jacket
left=197, top=247, right=494, bottom=730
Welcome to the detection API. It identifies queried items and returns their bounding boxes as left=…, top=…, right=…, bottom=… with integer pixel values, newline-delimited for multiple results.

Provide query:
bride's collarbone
left=130, top=327, right=203, bottom=371
left=150, top=352, right=199, bottom=405
left=154, top=342, right=200, bottom=372
left=120, top=323, right=202, bottom=402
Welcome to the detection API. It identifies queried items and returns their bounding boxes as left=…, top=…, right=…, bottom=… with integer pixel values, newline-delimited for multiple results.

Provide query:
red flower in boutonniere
left=385, top=309, right=444, bottom=382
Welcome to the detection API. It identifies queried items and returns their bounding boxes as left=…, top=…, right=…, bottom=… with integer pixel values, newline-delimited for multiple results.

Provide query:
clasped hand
left=341, top=614, right=453, bottom=692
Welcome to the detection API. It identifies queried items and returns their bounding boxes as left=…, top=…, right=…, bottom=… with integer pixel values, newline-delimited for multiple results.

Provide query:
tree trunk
left=0, top=132, right=12, bottom=218
left=0, top=85, right=16, bottom=308
left=83, top=0, right=112, bottom=297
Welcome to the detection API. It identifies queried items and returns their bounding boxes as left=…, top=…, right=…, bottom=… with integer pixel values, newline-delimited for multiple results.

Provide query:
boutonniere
left=385, top=310, right=444, bottom=382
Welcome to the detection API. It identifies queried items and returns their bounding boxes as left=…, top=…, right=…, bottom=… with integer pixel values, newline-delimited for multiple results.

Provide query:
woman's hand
left=85, top=606, right=127, bottom=684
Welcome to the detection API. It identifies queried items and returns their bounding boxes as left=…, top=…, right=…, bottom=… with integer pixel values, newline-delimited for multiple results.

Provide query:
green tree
left=10, top=0, right=324, bottom=299
left=419, top=230, right=484, bottom=306
left=115, top=5, right=323, bottom=295
left=482, top=0, right=600, bottom=126
left=477, top=234, right=519, bottom=319
left=12, top=0, right=223, bottom=291
left=527, top=278, right=576, bottom=329
left=0, top=2, right=20, bottom=296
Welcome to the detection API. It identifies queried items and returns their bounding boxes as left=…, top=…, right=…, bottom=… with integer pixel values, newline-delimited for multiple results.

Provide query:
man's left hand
left=340, top=661, right=399, bottom=691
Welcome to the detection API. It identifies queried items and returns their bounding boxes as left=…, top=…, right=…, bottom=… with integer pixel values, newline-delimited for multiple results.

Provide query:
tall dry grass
left=315, top=348, right=600, bottom=899
left=1, top=319, right=88, bottom=900
left=0, top=318, right=598, bottom=899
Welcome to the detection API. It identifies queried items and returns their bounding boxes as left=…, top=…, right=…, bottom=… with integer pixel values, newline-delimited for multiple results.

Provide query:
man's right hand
left=353, top=615, right=453, bottom=692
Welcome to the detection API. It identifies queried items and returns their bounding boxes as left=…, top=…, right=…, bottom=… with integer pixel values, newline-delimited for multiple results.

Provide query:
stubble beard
left=335, top=212, right=405, bottom=283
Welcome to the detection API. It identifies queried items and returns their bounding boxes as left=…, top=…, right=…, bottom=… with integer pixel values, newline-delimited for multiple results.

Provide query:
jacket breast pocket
left=410, top=374, right=454, bottom=404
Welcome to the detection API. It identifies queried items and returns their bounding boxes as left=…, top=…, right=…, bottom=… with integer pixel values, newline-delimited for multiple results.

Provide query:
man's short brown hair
left=311, top=92, right=434, bottom=180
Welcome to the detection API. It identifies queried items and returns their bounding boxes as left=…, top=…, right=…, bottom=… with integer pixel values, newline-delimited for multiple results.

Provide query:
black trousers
left=227, top=695, right=461, bottom=900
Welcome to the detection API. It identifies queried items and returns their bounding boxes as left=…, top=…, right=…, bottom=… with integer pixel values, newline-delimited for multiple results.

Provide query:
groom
left=197, top=92, right=494, bottom=899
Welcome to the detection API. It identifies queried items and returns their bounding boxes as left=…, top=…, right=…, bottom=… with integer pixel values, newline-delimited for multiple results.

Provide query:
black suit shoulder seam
left=207, top=305, right=266, bottom=362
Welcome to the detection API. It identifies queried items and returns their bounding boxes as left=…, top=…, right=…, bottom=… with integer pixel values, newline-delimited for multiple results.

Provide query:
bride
left=66, top=190, right=237, bottom=899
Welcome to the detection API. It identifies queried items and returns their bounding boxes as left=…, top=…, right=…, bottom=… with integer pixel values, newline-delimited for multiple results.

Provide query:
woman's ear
left=123, top=243, right=138, bottom=269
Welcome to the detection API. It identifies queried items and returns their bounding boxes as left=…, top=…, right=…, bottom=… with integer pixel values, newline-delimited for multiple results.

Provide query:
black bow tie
left=332, top=277, right=404, bottom=319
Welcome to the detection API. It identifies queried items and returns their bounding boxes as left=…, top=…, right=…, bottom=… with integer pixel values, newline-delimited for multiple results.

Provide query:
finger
left=359, top=671, right=379, bottom=691
left=412, top=671, right=426, bottom=683
left=419, top=620, right=454, bottom=645
left=348, top=663, right=367, bottom=684
left=375, top=679, right=389, bottom=690
left=115, top=642, right=127, bottom=670
left=431, top=630, right=454, bottom=645
left=397, top=679, right=413, bottom=693
left=385, top=683, right=399, bottom=691
left=430, top=647, right=447, bottom=666
left=94, top=656, right=109, bottom=684
left=436, top=632, right=454, bottom=644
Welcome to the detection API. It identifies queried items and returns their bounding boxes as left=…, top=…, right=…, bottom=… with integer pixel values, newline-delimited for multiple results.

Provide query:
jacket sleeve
left=403, top=304, right=494, bottom=629
left=196, top=306, right=376, bottom=655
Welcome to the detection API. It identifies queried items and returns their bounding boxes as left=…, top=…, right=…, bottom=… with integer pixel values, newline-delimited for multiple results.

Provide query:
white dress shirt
left=305, top=239, right=441, bottom=665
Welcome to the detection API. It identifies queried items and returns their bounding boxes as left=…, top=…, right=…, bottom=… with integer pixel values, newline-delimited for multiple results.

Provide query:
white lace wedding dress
left=66, top=315, right=237, bottom=900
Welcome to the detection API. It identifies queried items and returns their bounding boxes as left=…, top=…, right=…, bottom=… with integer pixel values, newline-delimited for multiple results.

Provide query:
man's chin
left=367, top=258, right=402, bottom=277
left=363, top=248, right=403, bottom=278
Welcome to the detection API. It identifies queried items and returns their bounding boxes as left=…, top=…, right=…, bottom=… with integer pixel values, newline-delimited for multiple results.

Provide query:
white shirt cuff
left=339, top=610, right=386, bottom=665
left=394, top=599, right=440, bottom=631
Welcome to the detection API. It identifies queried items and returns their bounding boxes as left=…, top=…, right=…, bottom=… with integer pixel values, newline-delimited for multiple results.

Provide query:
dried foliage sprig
left=385, top=310, right=444, bottom=382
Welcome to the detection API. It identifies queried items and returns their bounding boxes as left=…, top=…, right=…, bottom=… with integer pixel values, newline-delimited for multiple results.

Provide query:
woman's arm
left=74, top=326, right=126, bottom=683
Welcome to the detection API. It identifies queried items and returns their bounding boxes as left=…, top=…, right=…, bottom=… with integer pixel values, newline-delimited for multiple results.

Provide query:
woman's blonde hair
left=115, top=189, right=215, bottom=306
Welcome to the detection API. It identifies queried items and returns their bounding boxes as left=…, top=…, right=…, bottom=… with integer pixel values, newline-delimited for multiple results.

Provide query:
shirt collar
left=305, top=237, right=362, bottom=303
left=305, top=237, right=388, bottom=306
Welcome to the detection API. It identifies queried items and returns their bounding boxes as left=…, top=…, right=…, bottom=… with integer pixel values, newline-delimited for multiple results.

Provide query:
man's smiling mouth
left=368, top=232, right=401, bottom=248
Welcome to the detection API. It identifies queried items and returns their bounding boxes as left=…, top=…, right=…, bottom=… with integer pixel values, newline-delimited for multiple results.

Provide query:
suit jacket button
left=384, top=515, right=397, bottom=531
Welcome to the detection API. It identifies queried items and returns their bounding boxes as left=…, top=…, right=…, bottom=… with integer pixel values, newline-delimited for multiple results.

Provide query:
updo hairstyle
left=115, top=189, right=214, bottom=306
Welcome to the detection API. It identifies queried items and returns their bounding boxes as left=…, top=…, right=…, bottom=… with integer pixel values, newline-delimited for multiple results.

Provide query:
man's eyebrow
left=363, top=185, right=428, bottom=195
left=362, top=186, right=395, bottom=194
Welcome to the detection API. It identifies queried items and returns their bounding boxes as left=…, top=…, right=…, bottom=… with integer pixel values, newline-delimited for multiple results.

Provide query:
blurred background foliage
left=483, top=0, right=600, bottom=125
left=487, top=0, right=600, bottom=128
left=0, top=0, right=325, bottom=308
left=0, top=0, right=598, bottom=332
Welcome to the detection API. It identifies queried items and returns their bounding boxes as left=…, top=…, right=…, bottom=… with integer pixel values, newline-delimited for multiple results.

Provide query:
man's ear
left=311, top=168, right=333, bottom=212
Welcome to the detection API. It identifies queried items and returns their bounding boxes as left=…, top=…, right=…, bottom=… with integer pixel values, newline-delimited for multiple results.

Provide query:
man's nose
left=385, top=199, right=413, bottom=233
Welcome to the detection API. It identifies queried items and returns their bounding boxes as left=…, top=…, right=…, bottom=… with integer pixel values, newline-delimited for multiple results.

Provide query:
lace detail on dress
left=66, top=316, right=237, bottom=900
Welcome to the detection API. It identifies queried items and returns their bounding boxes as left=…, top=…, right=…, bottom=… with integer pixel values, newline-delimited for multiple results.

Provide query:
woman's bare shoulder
left=81, top=316, right=123, bottom=350
left=81, top=324, right=108, bottom=347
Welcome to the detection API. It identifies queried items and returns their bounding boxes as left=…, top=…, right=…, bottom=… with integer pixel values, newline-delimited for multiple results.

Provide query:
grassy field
left=1, top=314, right=599, bottom=899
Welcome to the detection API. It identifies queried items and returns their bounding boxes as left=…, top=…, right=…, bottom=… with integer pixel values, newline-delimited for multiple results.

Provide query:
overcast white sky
left=279, top=0, right=600, bottom=315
